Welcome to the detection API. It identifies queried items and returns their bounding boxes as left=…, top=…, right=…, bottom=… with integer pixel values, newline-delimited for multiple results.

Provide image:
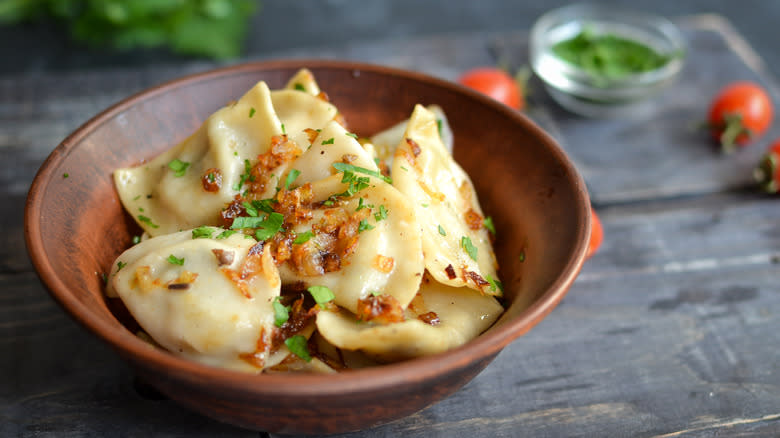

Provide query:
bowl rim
left=25, top=59, right=590, bottom=397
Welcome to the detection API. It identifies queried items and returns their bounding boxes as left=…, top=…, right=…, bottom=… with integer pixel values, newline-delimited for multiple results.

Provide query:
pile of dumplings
left=106, top=69, right=504, bottom=373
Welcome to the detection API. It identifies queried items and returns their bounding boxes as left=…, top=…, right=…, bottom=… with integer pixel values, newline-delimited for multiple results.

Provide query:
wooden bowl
left=25, top=60, right=590, bottom=434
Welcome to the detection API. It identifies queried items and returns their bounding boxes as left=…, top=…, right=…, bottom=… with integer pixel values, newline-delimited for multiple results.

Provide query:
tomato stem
left=754, top=152, right=779, bottom=193
left=719, top=113, right=752, bottom=153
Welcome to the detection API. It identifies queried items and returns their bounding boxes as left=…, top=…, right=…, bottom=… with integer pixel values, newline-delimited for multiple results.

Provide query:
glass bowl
left=530, top=3, right=686, bottom=117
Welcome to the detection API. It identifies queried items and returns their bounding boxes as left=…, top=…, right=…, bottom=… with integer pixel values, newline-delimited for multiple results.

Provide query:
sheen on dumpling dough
left=114, top=81, right=284, bottom=236
left=109, top=228, right=288, bottom=372
left=391, top=105, right=499, bottom=295
left=316, top=272, right=503, bottom=362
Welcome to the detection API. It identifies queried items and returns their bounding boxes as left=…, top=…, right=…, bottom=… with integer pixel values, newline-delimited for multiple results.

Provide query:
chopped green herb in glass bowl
left=530, top=4, right=686, bottom=117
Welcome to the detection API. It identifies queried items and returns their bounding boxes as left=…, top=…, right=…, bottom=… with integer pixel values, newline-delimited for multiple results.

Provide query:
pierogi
left=108, top=69, right=504, bottom=373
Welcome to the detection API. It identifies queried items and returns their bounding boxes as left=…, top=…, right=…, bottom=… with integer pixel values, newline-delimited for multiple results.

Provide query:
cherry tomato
left=708, top=81, right=773, bottom=151
left=587, top=209, right=603, bottom=259
left=458, top=68, right=524, bottom=110
left=754, top=138, right=780, bottom=193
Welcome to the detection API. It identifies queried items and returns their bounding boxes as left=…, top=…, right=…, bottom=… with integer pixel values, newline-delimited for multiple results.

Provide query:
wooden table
left=3, top=15, right=779, bottom=437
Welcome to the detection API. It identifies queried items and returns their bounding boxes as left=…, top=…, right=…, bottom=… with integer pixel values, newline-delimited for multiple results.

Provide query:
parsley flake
left=461, top=236, right=478, bottom=261
left=485, top=273, right=504, bottom=293
left=251, top=198, right=277, bottom=214
left=242, top=201, right=259, bottom=217
left=370, top=290, right=382, bottom=296
left=308, top=285, right=335, bottom=304
left=132, top=235, right=141, bottom=244
left=281, top=123, right=286, bottom=135
left=332, top=162, right=392, bottom=184
left=167, top=159, right=190, bottom=177
left=438, top=225, right=447, bottom=236
left=192, top=226, right=214, bottom=239
left=519, top=251, right=526, bottom=262
left=285, top=335, right=311, bottom=362
left=400, top=166, right=409, bottom=172
left=374, top=204, right=388, bottom=222
left=272, top=296, right=290, bottom=327
left=167, top=254, right=185, bottom=265
left=437, top=118, right=443, bottom=137
left=249, top=107, right=256, bottom=118
left=484, top=216, right=496, bottom=235
left=358, top=219, right=375, bottom=233
left=356, top=197, right=373, bottom=211
left=137, top=215, right=159, bottom=229
left=322, top=137, right=335, bottom=145
left=293, top=230, right=314, bottom=244
left=294, top=83, right=306, bottom=92
left=216, top=229, right=237, bottom=239
left=116, top=261, right=127, bottom=271
left=231, top=212, right=285, bottom=241
left=63, top=173, right=69, bottom=178
left=132, top=195, right=141, bottom=201
left=284, top=169, right=300, bottom=190
left=346, top=132, right=358, bottom=139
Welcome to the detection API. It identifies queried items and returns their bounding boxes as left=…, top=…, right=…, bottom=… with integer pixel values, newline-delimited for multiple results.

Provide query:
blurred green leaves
left=0, top=0, right=259, bottom=59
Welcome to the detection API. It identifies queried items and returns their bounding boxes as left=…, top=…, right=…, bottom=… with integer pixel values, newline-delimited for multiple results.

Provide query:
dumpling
left=108, top=227, right=292, bottom=372
left=281, top=120, right=376, bottom=186
left=315, top=272, right=503, bottom=362
left=369, top=105, right=453, bottom=166
left=270, top=87, right=339, bottom=153
left=391, top=105, right=499, bottom=295
left=114, top=81, right=284, bottom=236
left=277, top=174, right=425, bottom=315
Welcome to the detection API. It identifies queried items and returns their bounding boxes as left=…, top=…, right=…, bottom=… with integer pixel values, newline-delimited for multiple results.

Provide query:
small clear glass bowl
left=530, top=3, right=686, bottom=117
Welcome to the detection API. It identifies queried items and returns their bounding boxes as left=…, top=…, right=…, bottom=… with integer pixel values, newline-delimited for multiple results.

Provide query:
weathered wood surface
left=2, top=15, right=780, bottom=437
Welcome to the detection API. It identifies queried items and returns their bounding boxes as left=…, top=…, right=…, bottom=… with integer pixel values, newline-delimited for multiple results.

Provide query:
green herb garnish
left=132, top=235, right=141, bottom=244
left=248, top=107, right=256, bottom=118
left=322, top=137, right=335, bottom=145
left=293, top=230, right=314, bottom=244
left=461, top=236, right=478, bottom=261
left=484, top=216, right=496, bottom=235
left=358, top=219, right=375, bottom=233
left=272, top=296, right=290, bottom=327
left=167, top=254, right=185, bottom=265
left=216, top=229, right=237, bottom=239
left=167, top=158, right=190, bottom=177
left=438, top=225, right=447, bottom=236
left=551, top=28, right=674, bottom=80
left=294, top=83, right=306, bottom=92
left=374, top=204, right=388, bottom=222
left=332, top=162, right=392, bottom=184
left=485, top=273, right=504, bottom=293
left=308, top=285, right=335, bottom=304
left=284, top=169, right=300, bottom=190
left=192, top=226, right=214, bottom=239
left=116, top=261, right=127, bottom=271
left=285, top=335, right=311, bottom=362
left=231, top=213, right=285, bottom=241
left=137, top=215, right=159, bottom=229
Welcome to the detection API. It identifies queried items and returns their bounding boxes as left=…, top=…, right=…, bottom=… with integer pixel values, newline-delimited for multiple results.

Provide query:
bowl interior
left=25, top=60, right=589, bottom=432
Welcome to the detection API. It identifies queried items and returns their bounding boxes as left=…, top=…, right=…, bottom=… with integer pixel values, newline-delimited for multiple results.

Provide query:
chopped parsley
left=294, top=83, right=306, bottom=92
left=438, top=225, right=447, bottom=236
left=216, top=229, right=237, bottom=239
left=293, top=230, right=314, bottom=244
left=233, top=159, right=254, bottom=191
left=132, top=235, right=141, bottom=244
left=400, top=166, right=409, bottom=172
left=242, top=201, right=259, bottom=217
left=137, top=215, right=159, bottom=229
left=308, top=285, right=336, bottom=304
left=370, top=290, right=382, bottom=296
left=484, top=216, right=496, bottom=235
left=167, top=159, right=190, bottom=177
left=272, top=296, right=290, bottom=327
left=346, top=132, right=358, bottom=139
left=281, top=123, right=286, bottom=135
left=116, top=261, right=127, bottom=271
left=356, top=197, right=373, bottom=211
left=332, top=162, right=392, bottom=184
left=285, top=335, right=311, bottom=362
left=284, top=169, right=300, bottom=190
left=231, top=212, right=285, bottom=241
left=461, top=236, right=478, bottom=261
left=249, top=107, right=256, bottom=118
left=374, top=204, right=388, bottom=222
left=437, top=118, right=443, bottom=137
left=167, top=254, right=185, bottom=265
left=322, top=137, right=335, bottom=145
left=192, top=226, right=214, bottom=239
left=132, top=195, right=141, bottom=201
left=518, top=251, right=526, bottom=262
left=421, top=203, right=429, bottom=208
left=62, top=173, right=69, bottom=178
left=251, top=198, right=277, bottom=214
left=358, top=219, right=375, bottom=233
left=485, top=273, right=504, bottom=293
left=206, top=172, right=216, bottom=183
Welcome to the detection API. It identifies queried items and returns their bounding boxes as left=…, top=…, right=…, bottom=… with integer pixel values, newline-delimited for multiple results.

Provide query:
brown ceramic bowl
left=25, top=60, right=590, bottom=434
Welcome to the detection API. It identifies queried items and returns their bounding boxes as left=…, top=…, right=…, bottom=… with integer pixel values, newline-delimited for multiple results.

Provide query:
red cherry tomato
left=754, top=138, right=780, bottom=193
left=708, top=81, right=773, bottom=151
left=587, top=209, right=603, bottom=259
left=458, top=68, right=524, bottom=110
